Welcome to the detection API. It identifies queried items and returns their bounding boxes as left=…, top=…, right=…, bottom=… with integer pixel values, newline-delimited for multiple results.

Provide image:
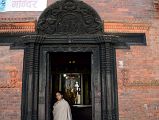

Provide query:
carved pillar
left=99, top=36, right=119, bottom=120
left=21, top=36, right=43, bottom=120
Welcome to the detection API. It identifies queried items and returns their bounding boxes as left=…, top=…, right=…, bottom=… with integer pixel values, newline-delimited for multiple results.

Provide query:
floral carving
left=37, top=0, right=103, bottom=35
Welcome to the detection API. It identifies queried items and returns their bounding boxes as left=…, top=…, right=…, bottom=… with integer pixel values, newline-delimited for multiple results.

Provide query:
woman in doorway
left=53, top=91, right=72, bottom=120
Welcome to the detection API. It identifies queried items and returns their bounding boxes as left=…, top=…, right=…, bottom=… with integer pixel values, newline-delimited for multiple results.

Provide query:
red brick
left=0, top=0, right=159, bottom=120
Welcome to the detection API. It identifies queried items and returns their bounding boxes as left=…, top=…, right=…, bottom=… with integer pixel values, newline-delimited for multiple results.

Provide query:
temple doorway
left=50, top=52, right=92, bottom=120
left=16, top=0, right=126, bottom=119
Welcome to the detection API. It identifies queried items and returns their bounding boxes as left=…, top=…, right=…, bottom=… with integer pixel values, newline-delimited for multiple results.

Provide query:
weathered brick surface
left=0, top=0, right=159, bottom=120
left=0, top=46, right=23, bottom=120
left=116, top=18, right=159, bottom=120
left=0, top=88, right=21, bottom=120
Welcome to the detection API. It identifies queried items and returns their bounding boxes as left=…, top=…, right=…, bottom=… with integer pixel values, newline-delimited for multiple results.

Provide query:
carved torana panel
left=37, top=0, right=103, bottom=35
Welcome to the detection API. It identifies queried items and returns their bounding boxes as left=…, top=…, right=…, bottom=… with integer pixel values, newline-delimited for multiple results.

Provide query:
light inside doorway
left=50, top=52, right=92, bottom=120
left=61, top=73, right=82, bottom=105
left=51, top=52, right=92, bottom=106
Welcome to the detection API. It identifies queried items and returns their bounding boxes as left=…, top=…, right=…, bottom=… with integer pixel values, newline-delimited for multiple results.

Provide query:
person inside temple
left=52, top=91, right=72, bottom=120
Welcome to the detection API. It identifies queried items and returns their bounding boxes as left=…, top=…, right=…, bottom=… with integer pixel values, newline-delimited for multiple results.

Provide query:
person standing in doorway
left=53, top=91, right=72, bottom=120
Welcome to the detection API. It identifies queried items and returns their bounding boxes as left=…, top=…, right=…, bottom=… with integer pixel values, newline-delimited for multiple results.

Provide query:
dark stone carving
left=18, top=34, right=124, bottom=120
left=37, top=0, right=103, bottom=35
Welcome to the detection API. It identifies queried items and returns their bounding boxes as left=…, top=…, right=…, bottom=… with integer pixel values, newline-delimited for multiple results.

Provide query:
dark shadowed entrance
left=50, top=52, right=92, bottom=120
left=43, top=46, right=101, bottom=120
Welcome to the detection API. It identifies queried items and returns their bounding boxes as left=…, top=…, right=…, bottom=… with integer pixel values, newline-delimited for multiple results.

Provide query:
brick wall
left=0, top=0, right=159, bottom=120
left=0, top=46, right=23, bottom=120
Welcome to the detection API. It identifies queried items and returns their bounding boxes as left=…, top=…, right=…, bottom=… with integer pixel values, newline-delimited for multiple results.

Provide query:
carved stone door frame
left=40, top=44, right=100, bottom=120
left=15, top=34, right=128, bottom=120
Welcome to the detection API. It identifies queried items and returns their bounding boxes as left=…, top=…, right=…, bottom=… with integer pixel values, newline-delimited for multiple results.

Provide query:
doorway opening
left=50, top=52, right=92, bottom=120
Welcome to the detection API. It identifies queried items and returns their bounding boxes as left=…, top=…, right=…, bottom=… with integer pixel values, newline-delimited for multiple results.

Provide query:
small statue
left=75, top=81, right=79, bottom=91
left=74, top=81, right=81, bottom=104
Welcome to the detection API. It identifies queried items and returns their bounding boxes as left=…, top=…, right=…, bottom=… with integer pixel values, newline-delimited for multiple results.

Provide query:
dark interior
left=50, top=52, right=92, bottom=120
